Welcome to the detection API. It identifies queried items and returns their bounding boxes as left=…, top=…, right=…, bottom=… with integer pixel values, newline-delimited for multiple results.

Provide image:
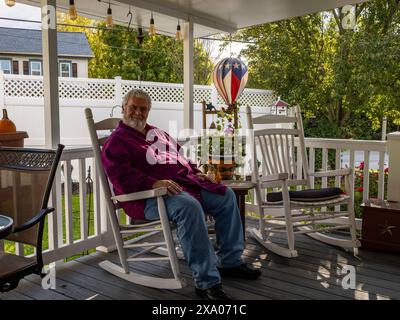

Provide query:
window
left=0, top=59, right=12, bottom=74
left=59, top=61, right=71, bottom=77
left=30, top=60, right=42, bottom=76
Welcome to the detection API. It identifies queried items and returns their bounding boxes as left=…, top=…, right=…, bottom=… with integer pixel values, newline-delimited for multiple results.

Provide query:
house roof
left=272, top=98, right=289, bottom=107
left=0, top=27, right=94, bottom=58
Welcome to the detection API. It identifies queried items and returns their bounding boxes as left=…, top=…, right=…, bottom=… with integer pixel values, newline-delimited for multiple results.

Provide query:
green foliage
left=353, top=162, right=389, bottom=218
left=57, top=13, right=213, bottom=84
left=234, top=0, right=400, bottom=139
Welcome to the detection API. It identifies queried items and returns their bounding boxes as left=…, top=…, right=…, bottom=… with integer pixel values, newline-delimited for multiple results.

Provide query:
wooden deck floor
left=1, top=219, right=399, bottom=300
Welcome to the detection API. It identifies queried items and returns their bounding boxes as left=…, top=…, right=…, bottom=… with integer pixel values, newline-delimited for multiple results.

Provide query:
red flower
left=359, top=161, right=364, bottom=170
left=357, top=187, right=364, bottom=192
left=384, top=167, right=389, bottom=173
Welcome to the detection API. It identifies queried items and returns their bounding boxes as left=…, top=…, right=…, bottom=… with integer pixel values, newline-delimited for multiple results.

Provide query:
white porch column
left=0, top=70, right=4, bottom=109
left=387, top=132, right=400, bottom=202
left=41, top=0, right=63, bottom=256
left=41, top=0, right=60, bottom=148
left=183, top=19, right=194, bottom=129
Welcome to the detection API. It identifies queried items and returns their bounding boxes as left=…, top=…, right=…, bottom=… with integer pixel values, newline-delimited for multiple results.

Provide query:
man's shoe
left=218, top=263, right=261, bottom=279
left=195, top=284, right=233, bottom=300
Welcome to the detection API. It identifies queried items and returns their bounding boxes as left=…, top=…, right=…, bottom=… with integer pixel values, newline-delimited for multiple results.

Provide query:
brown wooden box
left=361, top=199, right=400, bottom=253
left=0, top=131, right=28, bottom=147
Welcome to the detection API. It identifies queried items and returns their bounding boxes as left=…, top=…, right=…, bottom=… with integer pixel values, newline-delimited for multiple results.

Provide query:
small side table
left=361, top=200, right=400, bottom=253
left=222, top=181, right=255, bottom=240
left=0, top=214, right=13, bottom=239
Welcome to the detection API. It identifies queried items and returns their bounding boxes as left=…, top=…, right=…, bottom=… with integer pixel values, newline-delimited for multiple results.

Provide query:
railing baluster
left=349, top=150, right=355, bottom=207
left=378, top=151, right=385, bottom=200
left=309, top=147, right=315, bottom=188
left=93, top=160, right=101, bottom=236
left=322, top=148, right=328, bottom=211
left=64, top=160, right=74, bottom=245
left=335, top=149, right=341, bottom=211
left=296, top=146, right=303, bottom=191
left=79, top=158, right=88, bottom=241
left=363, top=151, right=370, bottom=202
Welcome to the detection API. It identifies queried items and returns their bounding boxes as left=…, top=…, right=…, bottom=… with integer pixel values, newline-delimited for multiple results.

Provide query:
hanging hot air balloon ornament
left=213, top=57, right=248, bottom=129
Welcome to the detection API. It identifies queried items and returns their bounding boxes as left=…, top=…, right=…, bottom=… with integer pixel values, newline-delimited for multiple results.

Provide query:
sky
left=0, top=1, right=247, bottom=63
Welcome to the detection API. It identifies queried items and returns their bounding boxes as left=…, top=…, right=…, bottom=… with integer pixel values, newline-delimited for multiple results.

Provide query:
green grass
left=4, top=192, right=128, bottom=261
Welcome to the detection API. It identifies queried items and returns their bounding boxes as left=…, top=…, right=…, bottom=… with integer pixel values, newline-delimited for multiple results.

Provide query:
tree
left=234, top=0, right=400, bottom=139
left=57, top=13, right=214, bottom=84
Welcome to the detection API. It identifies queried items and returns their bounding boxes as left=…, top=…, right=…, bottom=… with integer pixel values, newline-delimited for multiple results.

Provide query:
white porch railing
left=0, top=147, right=114, bottom=264
left=41, top=147, right=113, bottom=264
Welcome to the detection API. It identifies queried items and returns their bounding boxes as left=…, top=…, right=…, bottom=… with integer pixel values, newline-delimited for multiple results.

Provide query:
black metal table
left=0, top=214, right=13, bottom=239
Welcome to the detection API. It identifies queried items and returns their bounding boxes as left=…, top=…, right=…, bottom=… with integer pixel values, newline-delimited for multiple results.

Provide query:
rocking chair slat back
left=248, top=106, right=308, bottom=186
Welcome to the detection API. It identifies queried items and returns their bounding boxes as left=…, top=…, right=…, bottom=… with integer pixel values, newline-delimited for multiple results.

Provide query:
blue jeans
left=144, top=188, right=244, bottom=289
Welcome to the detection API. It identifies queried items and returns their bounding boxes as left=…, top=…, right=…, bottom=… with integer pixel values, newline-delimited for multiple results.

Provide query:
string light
left=5, top=0, right=15, bottom=7
left=175, top=20, right=181, bottom=41
left=69, top=0, right=77, bottom=21
left=106, top=1, right=113, bottom=28
left=149, top=12, right=156, bottom=36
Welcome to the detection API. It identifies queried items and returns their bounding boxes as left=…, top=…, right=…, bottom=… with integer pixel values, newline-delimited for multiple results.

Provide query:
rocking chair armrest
left=309, top=168, right=352, bottom=178
left=13, top=207, right=55, bottom=233
left=260, top=173, right=289, bottom=182
left=112, top=187, right=168, bottom=202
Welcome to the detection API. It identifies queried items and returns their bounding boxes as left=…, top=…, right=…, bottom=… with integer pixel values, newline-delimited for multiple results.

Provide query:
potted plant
left=198, top=105, right=246, bottom=181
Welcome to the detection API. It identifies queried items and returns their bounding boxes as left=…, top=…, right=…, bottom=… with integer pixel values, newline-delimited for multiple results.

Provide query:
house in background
left=0, top=27, right=93, bottom=77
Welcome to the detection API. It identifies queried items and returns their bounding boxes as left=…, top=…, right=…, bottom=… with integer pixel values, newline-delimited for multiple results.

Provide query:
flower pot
left=208, top=155, right=236, bottom=181
left=0, top=131, right=29, bottom=147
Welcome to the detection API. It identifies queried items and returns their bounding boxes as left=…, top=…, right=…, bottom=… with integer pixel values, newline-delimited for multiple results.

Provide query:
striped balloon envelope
left=213, top=57, right=248, bottom=106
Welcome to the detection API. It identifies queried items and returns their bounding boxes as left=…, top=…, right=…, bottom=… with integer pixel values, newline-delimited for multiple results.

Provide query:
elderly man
left=101, top=89, right=260, bottom=300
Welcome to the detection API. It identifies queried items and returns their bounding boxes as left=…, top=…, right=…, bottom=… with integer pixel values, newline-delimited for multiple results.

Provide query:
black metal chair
left=0, top=144, right=64, bottom=292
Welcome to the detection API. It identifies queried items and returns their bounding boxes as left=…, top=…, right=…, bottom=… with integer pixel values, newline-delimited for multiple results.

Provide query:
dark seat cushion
left=266, top=187, right=344, bottom=203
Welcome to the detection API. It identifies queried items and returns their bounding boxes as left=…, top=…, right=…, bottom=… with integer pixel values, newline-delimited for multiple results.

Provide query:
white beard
left=123, top=117, right=146, bottom=131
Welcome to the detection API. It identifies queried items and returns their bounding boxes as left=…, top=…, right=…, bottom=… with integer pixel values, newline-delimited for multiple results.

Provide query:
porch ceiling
left=19, top=0, right=367, bottom=37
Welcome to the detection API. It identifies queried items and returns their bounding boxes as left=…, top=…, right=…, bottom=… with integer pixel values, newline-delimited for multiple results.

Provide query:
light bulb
left=175, top=23, right=181, bottom=41
left=5, top=0, right=16, bottom=7
left=149, top=13, right=156, bottom=36
left=106, top=6, right=113, bottom=28
left=69, top=0, right=77, bottom=21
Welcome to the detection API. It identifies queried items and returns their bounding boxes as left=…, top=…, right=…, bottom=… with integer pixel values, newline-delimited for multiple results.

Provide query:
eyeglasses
left=124, top=104, right=149, bottom=114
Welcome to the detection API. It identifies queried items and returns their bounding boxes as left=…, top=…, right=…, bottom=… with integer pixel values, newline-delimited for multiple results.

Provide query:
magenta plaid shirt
left=101, top=121, right=227, bottom=219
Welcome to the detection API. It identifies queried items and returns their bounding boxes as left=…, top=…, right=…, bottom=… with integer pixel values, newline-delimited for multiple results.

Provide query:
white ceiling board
left=16, top=0, right=368, bottom=37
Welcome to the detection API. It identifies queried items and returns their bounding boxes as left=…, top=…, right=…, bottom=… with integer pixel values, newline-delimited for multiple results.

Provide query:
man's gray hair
left=122, top=89, right=152, bottom=109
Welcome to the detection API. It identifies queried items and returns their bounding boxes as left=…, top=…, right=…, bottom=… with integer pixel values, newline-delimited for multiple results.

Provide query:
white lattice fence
left=59, top=78, right=115, bottom=100
left=2, top=74, right=275, bottom=107
left=4, top=75, right=43, bottom=98
left=121, top=81, right=184, bottom=103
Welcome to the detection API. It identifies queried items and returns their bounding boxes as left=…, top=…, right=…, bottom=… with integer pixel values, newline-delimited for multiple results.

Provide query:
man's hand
left=152, top=180, right=182, bottom=195
left=196, top=172, right=217, bottom=183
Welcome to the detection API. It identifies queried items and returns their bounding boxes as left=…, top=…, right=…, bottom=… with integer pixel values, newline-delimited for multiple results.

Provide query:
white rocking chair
left=246, top=105, right=360, bottom=258
left=85, top=108, right=186, bottom=289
